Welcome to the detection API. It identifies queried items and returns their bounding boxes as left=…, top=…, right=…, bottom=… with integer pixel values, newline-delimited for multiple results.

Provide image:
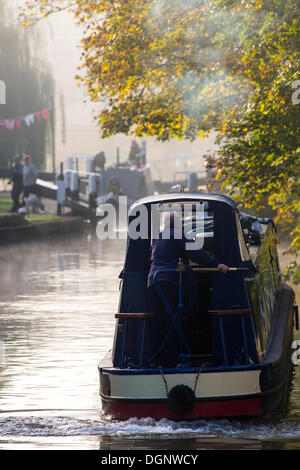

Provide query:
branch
left=20, top=0, right=86, bottom=27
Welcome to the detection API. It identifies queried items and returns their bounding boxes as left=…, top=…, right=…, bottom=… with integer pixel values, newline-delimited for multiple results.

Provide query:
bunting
left=0, top=108, right=49, bottom=131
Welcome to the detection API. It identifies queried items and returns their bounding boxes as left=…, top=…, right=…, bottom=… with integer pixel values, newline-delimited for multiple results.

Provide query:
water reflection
left=98, top=434, right=288, bottom=451
left=0, top=234, right=126, bottom=412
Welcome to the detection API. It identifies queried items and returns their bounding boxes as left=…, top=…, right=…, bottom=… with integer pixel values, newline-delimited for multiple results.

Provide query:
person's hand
left=218, top=263, right=229, bottom=274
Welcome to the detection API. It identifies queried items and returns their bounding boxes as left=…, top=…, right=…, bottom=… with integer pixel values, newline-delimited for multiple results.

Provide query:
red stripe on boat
left=104, top=397, right=261, bottom=420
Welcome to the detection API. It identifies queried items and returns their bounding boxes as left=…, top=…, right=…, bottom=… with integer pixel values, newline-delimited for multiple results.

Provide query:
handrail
left=115, top=312, right=155, bottom=319
left=176, top=265, right=248, bottom=272
left=208, top=309, right=252, bottom=316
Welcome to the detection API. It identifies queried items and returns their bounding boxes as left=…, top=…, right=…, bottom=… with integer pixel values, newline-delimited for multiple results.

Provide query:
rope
left=160, top=364, right=205, bottom=397
left=147, top=324, right=174, bottom=363
left=159, top=367, right=169, bottom=396
left=193, top=364, right=205, bottom=393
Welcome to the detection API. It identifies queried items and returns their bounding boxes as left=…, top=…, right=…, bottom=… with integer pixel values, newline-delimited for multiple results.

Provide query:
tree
left=212, top=0, right=300, bottom=282
left=0, top=0, right=55, bottom=170
left=21, top=0, right=300, bottom=281
left=20, top=0, right=251, bottom=140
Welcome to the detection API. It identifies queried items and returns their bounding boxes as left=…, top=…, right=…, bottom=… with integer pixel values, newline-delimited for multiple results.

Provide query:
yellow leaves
left=274, top=207, right=284, bottom=225
left=22, top=20, right=31, bottom=28
left=230, top=104, right=238, bottom=115
left=124, top=77, right=134, bottom=93
left=197, top=130, right=207, bottom=139
left=253, top=0, right=263, bottom=10
left=200, top=87, right=216, bottom=99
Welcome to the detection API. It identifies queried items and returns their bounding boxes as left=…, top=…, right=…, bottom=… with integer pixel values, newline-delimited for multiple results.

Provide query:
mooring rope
left=159, top=364, right=206, bottom=397
left=193, top=364, right=205, bottom=393
left=159, top=367, right=169, bottom=396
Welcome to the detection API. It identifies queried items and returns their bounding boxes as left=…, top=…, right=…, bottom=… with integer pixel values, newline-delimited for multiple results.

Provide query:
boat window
left=235, top=211, right=251, bottom=261
left=151, top=201, right=214, bottom=254
left=239, top=212, right=264, bottom=246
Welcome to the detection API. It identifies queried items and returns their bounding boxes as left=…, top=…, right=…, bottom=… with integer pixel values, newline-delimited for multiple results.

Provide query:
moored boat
left=98, top=192, right=298, bottom=420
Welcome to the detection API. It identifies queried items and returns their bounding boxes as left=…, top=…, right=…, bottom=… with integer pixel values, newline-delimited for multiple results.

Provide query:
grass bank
left=0, top=196, right=61, bottom=224
left=0, top=196, right=86, bottom=243
left=0, top=196, right=11, bottom=213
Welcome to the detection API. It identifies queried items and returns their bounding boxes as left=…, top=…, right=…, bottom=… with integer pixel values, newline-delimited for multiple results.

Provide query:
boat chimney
left=171, top=184, right=185, bottom=192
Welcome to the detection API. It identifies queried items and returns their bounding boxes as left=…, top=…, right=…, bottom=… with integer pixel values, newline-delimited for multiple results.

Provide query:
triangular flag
left=0, top=108, right=51, bottom=131
left=5, top=120, right=15, bottom=130
left=24, top=114, right=35, bottom=126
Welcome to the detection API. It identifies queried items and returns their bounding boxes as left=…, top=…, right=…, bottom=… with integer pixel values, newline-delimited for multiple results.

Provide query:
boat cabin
left=111, top=192, right=283, bottom=371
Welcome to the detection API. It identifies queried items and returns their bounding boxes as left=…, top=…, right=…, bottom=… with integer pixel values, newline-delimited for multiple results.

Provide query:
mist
left=0, top=0, right=55, bottom=170
left=0, top=1, right=217, bottom=179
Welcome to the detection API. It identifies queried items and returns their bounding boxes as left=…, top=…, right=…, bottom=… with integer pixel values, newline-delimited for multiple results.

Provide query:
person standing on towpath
left=22, top=154, right=38, bottom=201
left=9, top=155, right=24, bottom=213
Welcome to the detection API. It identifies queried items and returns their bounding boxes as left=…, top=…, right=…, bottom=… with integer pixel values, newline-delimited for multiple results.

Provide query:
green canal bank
left=0, top=195, right=87, bottom=244
left=0, top=214, right=87, bottom=244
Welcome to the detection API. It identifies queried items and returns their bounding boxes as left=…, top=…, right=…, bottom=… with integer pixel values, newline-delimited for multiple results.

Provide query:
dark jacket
left=147, top=229, right=218, bottom=287
left=10, top=164, right=24, bottom=188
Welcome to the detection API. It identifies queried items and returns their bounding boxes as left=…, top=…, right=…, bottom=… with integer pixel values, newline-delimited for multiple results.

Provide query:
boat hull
left=99, top=365, right=269, bottom=420
left=101, top=395, right=262, bottom=420
left=99, top=279, right=296, bottom=421
left=99, top=284, right=296, bottom=421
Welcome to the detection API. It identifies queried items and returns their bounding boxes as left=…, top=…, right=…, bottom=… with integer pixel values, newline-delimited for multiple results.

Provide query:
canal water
left=0, top=232, right=300, bottom=451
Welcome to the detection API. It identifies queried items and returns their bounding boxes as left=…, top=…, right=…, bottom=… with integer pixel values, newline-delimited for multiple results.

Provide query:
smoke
left=144, top=0, right=264, bottom=127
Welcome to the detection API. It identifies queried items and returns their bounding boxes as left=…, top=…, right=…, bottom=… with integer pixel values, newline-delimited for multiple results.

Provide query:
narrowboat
left=98, top=192, right=298, bottom=420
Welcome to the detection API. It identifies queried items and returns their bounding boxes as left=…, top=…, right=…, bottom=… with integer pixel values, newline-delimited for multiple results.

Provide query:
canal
left=0, top=232, right=299, bottom=450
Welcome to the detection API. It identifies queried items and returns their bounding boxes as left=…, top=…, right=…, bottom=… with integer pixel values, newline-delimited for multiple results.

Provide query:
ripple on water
left=1, top=414, right=300, bottom=441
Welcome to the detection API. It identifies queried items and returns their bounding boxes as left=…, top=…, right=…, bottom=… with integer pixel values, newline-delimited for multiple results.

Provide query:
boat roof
left=129, top=191, right=237, bottom=214
left=124, top=190, right=256, bottom=275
